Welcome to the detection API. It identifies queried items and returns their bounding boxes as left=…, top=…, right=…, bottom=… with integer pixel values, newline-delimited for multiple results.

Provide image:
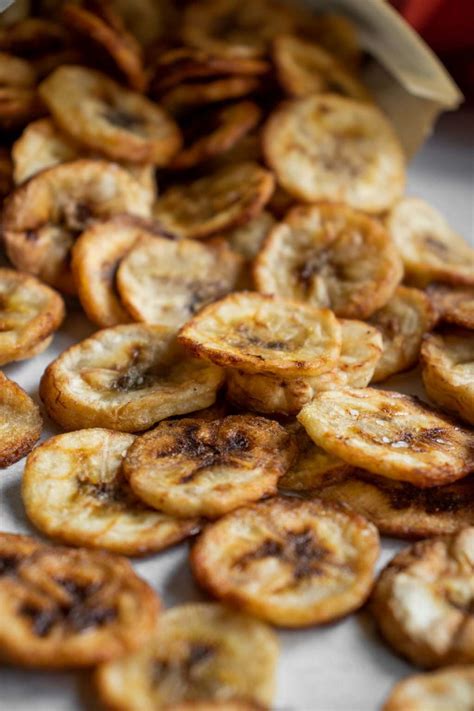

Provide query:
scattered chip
left=382, top=666, right=474, bottom=711
left=0, top=372, right=42, bottom=468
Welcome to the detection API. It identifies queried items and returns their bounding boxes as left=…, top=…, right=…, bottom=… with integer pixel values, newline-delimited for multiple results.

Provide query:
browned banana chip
left=109, top=0, right=177, bottom=48
left=96, top=603, right=278, bottom=710
left=2, top=159, right=152, bottom=294
left=117, top=234, right=242, bottom=329
left=225, top=211, right=275, bottom=262
left=39, top=66, right=182, bottom=165
left=0, top=532, right=43, bottom=574
left=179, top=292, right=341, bottom=377
left=254, top=203, right=403, bottom=319
left=191, top=497, right=379, bottom=627
left=153, top=162, right=274, bottom=240
left=0, top=372, right=42, bottom=468
left=0, top=86, right=43, bottom=130
left=40, top=323, right=224, bottom=432
left=371, top=527, right=474, bottom=668
left=0, top=51, right=36, bottom=88
left=208, top=132, right=262, bottom=171
left=382, top=666, right=474, bottom=711
left=263, top=94, right=405, bottom=213
left=0, top=17, right=67, bottom=56
left=161, top=77, right=260, bottom=116
left=427, top=283, right=474, bottom=330
left=298, top=388, right=474, bottom=487
left=124, top=415, right=296, bottom=518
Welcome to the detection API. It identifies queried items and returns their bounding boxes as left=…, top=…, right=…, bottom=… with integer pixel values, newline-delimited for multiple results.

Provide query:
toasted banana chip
left=191, top=497, right=379, bottom=627
left=0, top=85, right=42, bottom=130
left=254, top=204, right=403, bottom=319
left=161, top=77, right=260, bottom=116
left=0, top=51, right=36, bottom=88
left=39, top=66, right=181, bottom=164
left=0, top=17, right=67, bottom=55
left=427, top=284, right=474, bottom=330
left=387, top=197, right=474, bottom=287
left=96, top=602, right=278, bottom=709
left=0, top=372, right=42, bottom=468
left=117, top=234, right=243, bottom=329
left=421, top=332, right=474, bottom=426
left=263, top=94, right=405, bottom=213
left=179, top=292, right=341, bottom=377
left=382, top=666, right=474, bottom=711
left=40, top=324, right=224, bottom=432
left=371, top=527, right=474, bottom=668
left=370, top=287, right=435, bottom=382
left=225, top=211, right=275, bottom=262
left=0, top=532, right=43, bottom=573
left=298, top=388, right=474, bottom=487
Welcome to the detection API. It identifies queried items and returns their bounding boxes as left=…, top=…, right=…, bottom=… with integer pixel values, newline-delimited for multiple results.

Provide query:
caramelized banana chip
left=161, top=77, right=260, bottom=116
left=96, top=603, right=278, bottom=710
left=191, top=497, right=379, bottom=627
left=0, top=372, right=42, bottom=468
left=382, top=666, right=474, bottom=711
left=263, top=94, right=405, bottom=212
left=298, top=388, right=474, bottom=487
left=22, top=429, right=198, bottom=555
left=254, top=203, right=402, bottom=319
left=371, top=527, right=474, bottom=668
left=123, top=415, right=296, bottom=518
left=0, top=85, right=43, bottom=130
left=40, top=324, right=224, bottom=432
left=427, top=284, right=474, bottom=330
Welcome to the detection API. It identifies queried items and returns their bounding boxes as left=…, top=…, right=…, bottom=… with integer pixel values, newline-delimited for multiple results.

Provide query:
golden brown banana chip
left=298, top=388, right=474, bottom=487
left=123, top=415, right=296, bottom=518
left=421, top=332, right=474, bottom=426
left=225, top=211, right=275, bottom=262
left=0, top=17, right=67, bottom=55
left=179, top=292, right=341, bottom=377
left=387, top=197, right=474, bottom=287
left=263, top=94, right=405, bottom=213
left=0, top=85, right=43, bottom=130
left=382, top=666, right=474, bottom=711
left=371, top=528, right=474, bottom=668
left=0, top=372, right=42, bottom=468
left=22, top=428, right=199, bottom=555
left=191, top=497, right=379, bottom=627
left=0, top=268, right=64, bottom=366
left=108, top=0, right=176, bottom=47
left=208, top=132, right=262, bottom=172
left=40, top=323, right=224, bottom=432
left=39, top=65, right=181, bottom=165
left=161, top=77, right=260, bottom=116
left=427, top=284, right=474, bottom=330
left=153, top=162, right=274, bottom=240
left=0, top=532, right=43, bottom=572
left=96, top=603, right=278, bottom=710
left=116, top=235, right=243, bottom=329
left=254, top=203, right=403, bottom=319
left=0, top=51, right=36, bottom=88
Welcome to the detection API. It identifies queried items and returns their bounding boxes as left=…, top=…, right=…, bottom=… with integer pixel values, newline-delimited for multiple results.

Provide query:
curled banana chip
left=421, top=332, right=474, bottom=427
left=0, top=372, right=42, bottom=468
left=191, top=497, right=379, bottom=627
left=179, top=292, right=341, bottom=377
left=371, top=527, right=474, bottom=668
left=382, top=666, right=474, bottom=711
left=96, top=602, right=278, bottom=709
left=225, top=211, right=275, bottom=262
left=427, top=284, right=474, bottom=330
left=263, top=94, right=405, bottom=212
left=254, top=203, right=403, bottom=319
left=298, top=388, right=474, bottom=487
left=39, top=323, right=224, bottom=432
left=161, top=77, right=260, bottom=116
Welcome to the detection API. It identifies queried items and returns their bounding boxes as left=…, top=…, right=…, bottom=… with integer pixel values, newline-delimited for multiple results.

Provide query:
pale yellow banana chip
left=382, top=666, right=474, bottom=711
left=0, top=372, right=42, bottom=468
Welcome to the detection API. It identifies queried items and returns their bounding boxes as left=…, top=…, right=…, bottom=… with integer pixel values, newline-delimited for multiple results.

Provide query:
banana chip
left=161, top=77, right=260, bottom=116
left=225, top=211, right=275, bottom=262
left=109, top=0, right=176, bottom=47
left=0, top=51, right=36, bottom=88
left=0, top=85, right=42, bottom=130
left=427, top=284, right=474, bottom=330
left=0, top=147, right=13, bottom=200
left=0, top=17, right=67, bottom=55
left=382, top=666, right=474, bottom=711
left=263, top=94, right=405, bottom=212
left=254, top=204, right=403, bottom=319
left=39, top=324, right=224, bottom=432
left=0, top=372, right=42, bottom=468
left=298, top=388, right=474, bottom=487
left=301, top=13, right=361, bottom=68
left=191, top=497, right=379, bottom=627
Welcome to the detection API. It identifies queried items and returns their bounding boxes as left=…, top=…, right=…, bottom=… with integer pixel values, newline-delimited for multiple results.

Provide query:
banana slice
left=0, top=17, right=67, bottom=55
left=0, top=268, right=65, bottom=366
left=225, top=211, right=275, bottom=262
left=123, top=415, right=296, bottom=518
left=179, top=292, right=341, bottom=377
left=427, top=284, right=474, bottom=330
left=0, top=85, right=42, bottom=131
left=301, top=13, right=362, bottom=68
left=191, top=497, right=379, bottom=627
left=254, top=203, right=403, bottom=319
left=298, top=388, right=474, bottom=487
left=0, top=372, right=42, bottom=468
left=0, top=51, right=36, bottom=88
left=387, top=197, right=474, bottom=287
left=108, top=0, right=175, bottom=47
left=161, top=77, right=260, bottom=116
left=153, top=162, right=274, bottom=240
left=40, top=323, right=224, bottom=432
left=421, top=332, right=474, bottom=426
left=39, top=65, right=182, bottom=164
left=371, top=527, right=474, bottom=668
left=116, top=234, right=243, bottom=329
left=22, top=428, right=199, bottom=555
left=0, top=532, right=43, bottom=575
left=370, top=286, right=435, bottom=383
left=263, top=94, right=405, bottom=213
left=96, top=603, right=278, bottom=710
left=382, top=666, right=474, bottom=711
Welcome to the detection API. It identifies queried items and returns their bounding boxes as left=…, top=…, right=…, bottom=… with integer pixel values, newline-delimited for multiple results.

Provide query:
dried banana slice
left=39, top=65, right=181, bottom=164
left=0, top=85, right=42, bottom=131
left=161, top=77, right=260, bottom=116
left=225, top=211, right=275, bottom=262
left=427, top=284, right=474, bottom=330
left=382, top=666, right=474, bottom=711
left=0, top=17, right=67, bottom=55
left=298, top=388, right=474, bottom=487
left=263, top=94, right=405, bottom=212
left=0, top=372, right=42, bottom=468
left=191, top=497, right=379, bottom=627
left=387, top=197, right=474, bottom=287
left=0, top=268, right=65, bottom=366
left=371, top=527, right=474, bottom=668
left=0, top=532, right=43, bottom=575
left=39, top=324, right=224, bottom=432
left=123, top=415, right=296, bottom=518
left=22, top=428, right=198, bottom=555
left=179, top=292, right=341, bottom=377
left=254, top=204, right=403, bottom=319
left=421, top=332, right=474, bottom=426
left=153, top=162, right=274, bottom=240
left=109, top=0, right=175, bottom=47
left=0, top=51, right=36, bottom=88
left=96, top=603, right=278, bottom=709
